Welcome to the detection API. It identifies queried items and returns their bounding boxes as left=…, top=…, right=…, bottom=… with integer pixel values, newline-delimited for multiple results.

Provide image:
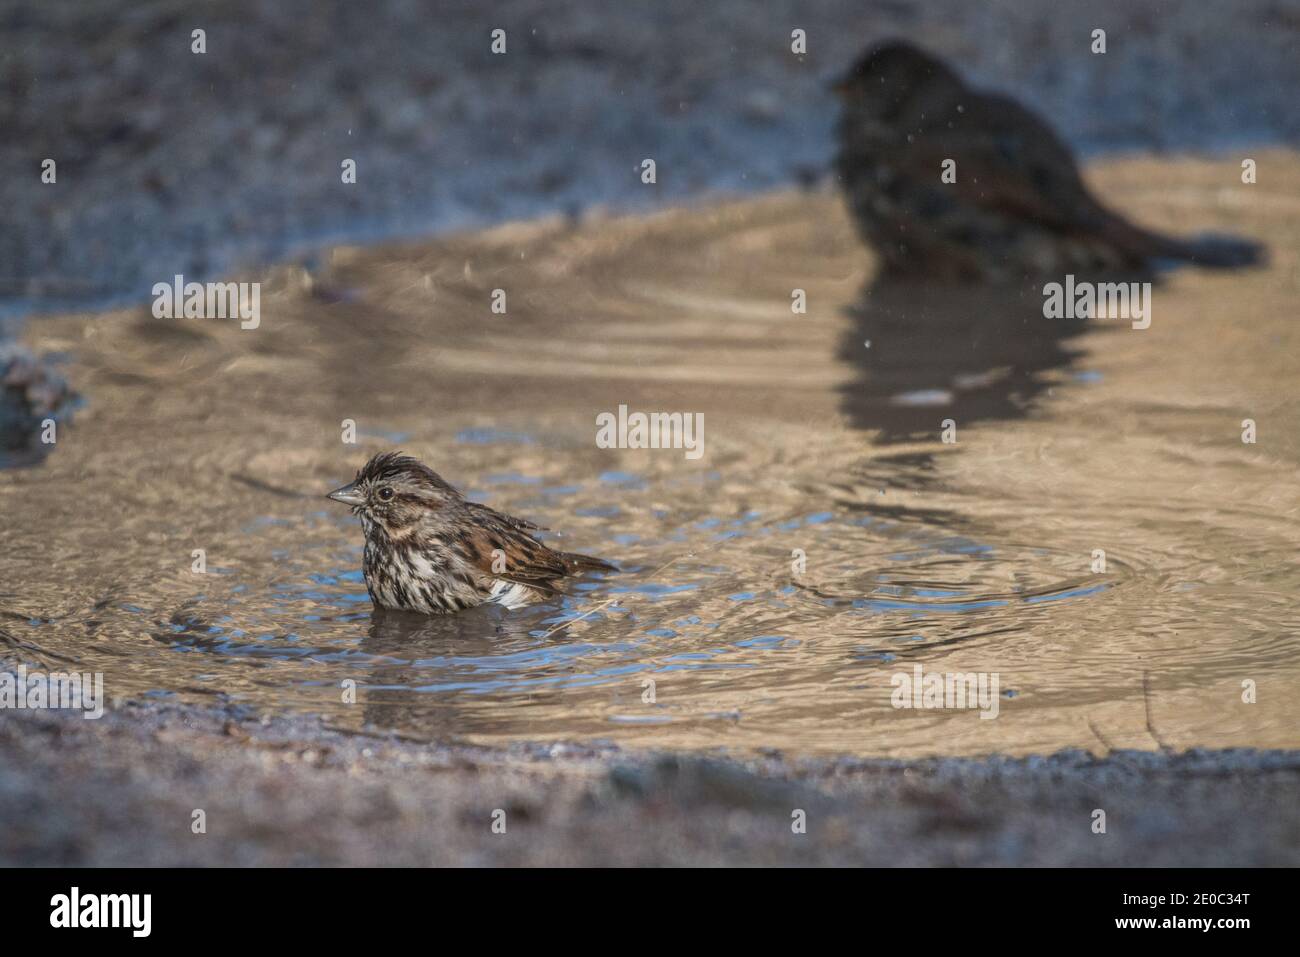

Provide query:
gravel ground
left=3, top=0, right=1299, bottom=325
left=3, top=696, right=1298, bottom=866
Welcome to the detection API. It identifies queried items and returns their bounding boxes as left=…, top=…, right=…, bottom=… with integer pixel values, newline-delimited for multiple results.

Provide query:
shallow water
left=3, top=155, right=1299, bottom=758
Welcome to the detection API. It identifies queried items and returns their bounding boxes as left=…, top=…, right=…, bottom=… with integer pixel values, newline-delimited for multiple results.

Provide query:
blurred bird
left=328, top=451, right=614, bottom=614
left=833, top=40, right=1263, bottom=281
left=1, top=342, right=75, bottom=455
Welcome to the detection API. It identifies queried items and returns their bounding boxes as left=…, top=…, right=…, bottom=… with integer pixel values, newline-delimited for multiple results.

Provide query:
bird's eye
left=376, top=486, right=394, bottom=502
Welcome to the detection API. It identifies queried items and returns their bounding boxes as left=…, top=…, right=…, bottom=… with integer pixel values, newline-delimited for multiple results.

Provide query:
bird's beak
left=327, top=481, right=365, bottom=507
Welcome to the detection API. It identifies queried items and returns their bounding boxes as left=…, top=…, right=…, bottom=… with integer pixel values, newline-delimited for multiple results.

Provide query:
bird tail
left=561, top=551, right=617, bottom=574
left=1104, top=215, right=1266, bottom=270
left=1159, top=232, right=1267, bottom=269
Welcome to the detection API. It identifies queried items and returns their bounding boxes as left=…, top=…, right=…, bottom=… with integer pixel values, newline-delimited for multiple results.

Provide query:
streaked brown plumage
left=327, top=451, right=614, bottom=614
left=833, top=40, right=1263, bottom=281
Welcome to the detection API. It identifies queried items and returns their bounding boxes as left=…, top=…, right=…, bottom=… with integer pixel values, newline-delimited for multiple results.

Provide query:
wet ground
left=7, top=701, right=1300, bottom=866
left=3, top=153, right=1298, bottom=769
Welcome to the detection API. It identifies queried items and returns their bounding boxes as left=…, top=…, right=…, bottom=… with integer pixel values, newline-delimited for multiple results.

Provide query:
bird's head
left=831, top=40, right=964, bottom=120
left=327, top=451, right=461, bottom=535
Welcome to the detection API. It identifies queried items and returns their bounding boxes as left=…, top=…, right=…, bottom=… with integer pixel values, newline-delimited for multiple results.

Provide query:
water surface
left=3, top=157, right=1298, bottom=757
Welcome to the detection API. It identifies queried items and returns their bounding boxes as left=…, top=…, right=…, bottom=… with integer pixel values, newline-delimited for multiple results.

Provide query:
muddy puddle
left=2, top=153, right=1298, bottom=758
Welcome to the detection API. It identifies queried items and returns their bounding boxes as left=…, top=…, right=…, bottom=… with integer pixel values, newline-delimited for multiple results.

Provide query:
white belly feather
left=486, top=579, right=538, bottom=609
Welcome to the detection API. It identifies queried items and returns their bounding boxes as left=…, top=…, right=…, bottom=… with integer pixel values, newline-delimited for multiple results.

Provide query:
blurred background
left=4, top=0, right=1299, bottom=327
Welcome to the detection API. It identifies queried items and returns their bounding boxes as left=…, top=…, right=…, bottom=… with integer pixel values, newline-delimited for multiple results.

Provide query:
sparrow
left=327, top=451, right=615, bottom=614
left=833, top=40, right=1263, bottom=281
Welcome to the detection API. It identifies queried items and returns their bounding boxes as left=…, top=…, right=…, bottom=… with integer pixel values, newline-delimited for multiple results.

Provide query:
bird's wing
left=464, top=500, right=549, bottom=533
left=456, top=505, right=568, bottom=593
left=899, top=93, right=1116, bottom=233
